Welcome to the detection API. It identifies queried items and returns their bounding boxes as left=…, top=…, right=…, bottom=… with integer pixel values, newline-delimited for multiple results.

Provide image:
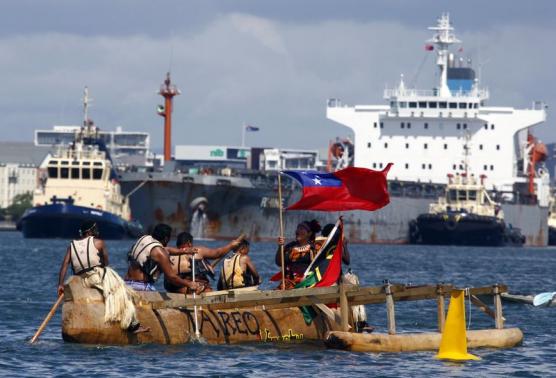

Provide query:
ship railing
left=383, top=88, right=489, bottom=99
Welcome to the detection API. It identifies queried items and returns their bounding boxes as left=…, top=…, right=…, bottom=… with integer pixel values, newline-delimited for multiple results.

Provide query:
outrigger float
left=62, top=277, right=523, bottom=353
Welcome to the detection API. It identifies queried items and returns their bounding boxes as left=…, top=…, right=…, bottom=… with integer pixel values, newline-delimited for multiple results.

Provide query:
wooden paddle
left=30, top=294, right=64, bottom=344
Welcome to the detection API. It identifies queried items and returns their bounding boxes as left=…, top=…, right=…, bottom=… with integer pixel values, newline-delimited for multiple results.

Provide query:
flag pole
left=241, top=123, right=246, bottom=147
left=278, top=172, right=286, bottom=290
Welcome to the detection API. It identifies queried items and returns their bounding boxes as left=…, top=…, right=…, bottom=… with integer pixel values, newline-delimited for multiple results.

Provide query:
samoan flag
left=245, top=125, right=259, bottom=132
left=283, top=165, right=392, bottom=212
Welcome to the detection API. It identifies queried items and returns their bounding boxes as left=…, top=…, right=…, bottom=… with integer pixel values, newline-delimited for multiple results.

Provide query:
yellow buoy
left=435, top=289, right=480, bottom=361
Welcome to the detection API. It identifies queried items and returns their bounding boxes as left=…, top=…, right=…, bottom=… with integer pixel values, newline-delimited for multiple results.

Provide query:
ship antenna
left=427, top=13, right=461, bottom=97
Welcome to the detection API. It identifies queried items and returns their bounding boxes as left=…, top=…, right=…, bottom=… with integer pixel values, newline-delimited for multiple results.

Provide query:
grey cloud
left=0, top=12, right=553, bottom=152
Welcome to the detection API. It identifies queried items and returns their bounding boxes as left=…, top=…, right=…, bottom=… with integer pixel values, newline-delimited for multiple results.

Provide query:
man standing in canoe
left=125, top=223, right=203, bottom=293
left=57, top=220, right=148, bottom=333
left=164, top=231, right=246, bottom=293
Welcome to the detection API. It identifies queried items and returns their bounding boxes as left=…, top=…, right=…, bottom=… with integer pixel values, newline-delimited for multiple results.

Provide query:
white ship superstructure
left=327, top=14, right=549, bottom=205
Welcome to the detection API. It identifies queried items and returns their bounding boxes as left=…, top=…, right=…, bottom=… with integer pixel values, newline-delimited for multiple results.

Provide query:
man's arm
left=94, top=239, right=109, bottom=266
left=166, top=246, right=197, bottom=256
left=243, top=256, right=261, bottom=284
left=342, top=239, right=350, bottom=265
left=150, top=247, right=202, bottom=292
left=57, top=247, right=71, bottom=296
left=197, top=234, right=245, bottom=260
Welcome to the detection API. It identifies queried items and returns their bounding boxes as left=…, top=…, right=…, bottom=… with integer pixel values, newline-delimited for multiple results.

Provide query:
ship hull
left=19, top=204, right=142, bottom=240
left=549, top=226, right=556, bottom=246
left=413, top=213, right=524, bottom=247
left=120, top=174, right=547, bottom=246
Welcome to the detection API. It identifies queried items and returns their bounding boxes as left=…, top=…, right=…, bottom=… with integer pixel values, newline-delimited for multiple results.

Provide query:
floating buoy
left=435, top=289, right=480, bottom=361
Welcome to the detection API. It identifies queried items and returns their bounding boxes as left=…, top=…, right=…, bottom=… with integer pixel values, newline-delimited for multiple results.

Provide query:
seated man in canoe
left=125, top=224, right=203, bottom=293
left=217, top=239, right=261, bottom=290
left=164, top=231, right=246, bottom=294
left=57, top=220, right=148, bottom=333
left=274, top=220, right=321, bottom=289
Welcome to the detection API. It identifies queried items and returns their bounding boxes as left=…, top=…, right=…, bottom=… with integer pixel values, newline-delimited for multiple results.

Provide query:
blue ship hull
left=19, top=204, right=143, bottom=240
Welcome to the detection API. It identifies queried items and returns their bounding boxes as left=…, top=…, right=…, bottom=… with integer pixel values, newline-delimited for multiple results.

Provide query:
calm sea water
left=2, top=231, right=556, bottom=377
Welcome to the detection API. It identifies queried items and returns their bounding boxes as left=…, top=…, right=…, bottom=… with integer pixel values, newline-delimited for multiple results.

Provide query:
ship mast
left=158, top=72, right=181, bottom=162
left=428, top=13, right=461, bottom=97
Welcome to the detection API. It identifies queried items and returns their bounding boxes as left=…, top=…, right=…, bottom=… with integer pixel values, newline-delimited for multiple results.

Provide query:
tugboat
left=410, top=173, right=525, bottom=246
left=548, top=195, right=556, bottom=246
left=19, top=88, right=143, bottom=239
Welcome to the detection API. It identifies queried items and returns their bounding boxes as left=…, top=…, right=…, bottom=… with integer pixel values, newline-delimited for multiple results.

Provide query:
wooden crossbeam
left=148, top=283, right=507, bottom=312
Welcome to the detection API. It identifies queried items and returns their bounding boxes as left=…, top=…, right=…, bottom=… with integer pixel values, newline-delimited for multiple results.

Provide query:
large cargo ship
left=120, top=14, right=550, bottom=246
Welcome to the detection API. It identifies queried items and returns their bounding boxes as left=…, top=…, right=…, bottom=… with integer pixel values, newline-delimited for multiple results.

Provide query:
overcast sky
left=1, top=0, right=554, bottom=152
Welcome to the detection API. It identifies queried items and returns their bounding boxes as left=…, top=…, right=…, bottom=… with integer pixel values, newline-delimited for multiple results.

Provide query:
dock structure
left=62, top=276, right=522, bottom=351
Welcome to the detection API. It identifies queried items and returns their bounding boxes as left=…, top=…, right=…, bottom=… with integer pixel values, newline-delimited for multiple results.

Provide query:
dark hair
left=301, top=219, right=321, bottom=241
left=176, top=232, right=193, bottom=247
left=321, top=223, right=335, bottom=237
left=238, top=239, right=250, bottom=248
left=79, top=220, right=98, bottom=237
left=151, top=223, right=172, bottom=245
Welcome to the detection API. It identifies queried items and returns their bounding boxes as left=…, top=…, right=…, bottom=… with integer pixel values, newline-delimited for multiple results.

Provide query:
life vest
left=128, top=235, right=164, bottom=283
left=220, top=254, right=245, bottom=289
left=169, top=254, right=191, bottom=277
left=70, top=236, right=103, bottom=275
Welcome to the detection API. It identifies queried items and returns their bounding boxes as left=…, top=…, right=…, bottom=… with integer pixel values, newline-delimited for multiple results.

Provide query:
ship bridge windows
left=72, top=161, right=79, bottom=165
left=93, top=162, right=103, bottom=166
left=60, top=167, right=69, bottom=179
left=448, top=189, right=457, bottom=202
left=424, top=122, right=429, bottom=129
left=409, top=102, right=417, bottom=108
left=61, top=161, right=68, bottom=165
left=399, top=102, right=407, bottom=108
left=468, top=191, right=477, bottom=201
left=83, top=161, right=91, bottom=166
left=449, top=103, right=457, bottom=109
left=47, top=167, right=58, bottom=178
left=459, top=103, right=468, bottom=109
left=428, top=102, right=438, bottom=108
left=457, top=190, right=467, bottom=201
left=82, top=168, right=91, bottom=179
left=48, top=160, right=57, bottom=165
left=71, top=168, right=80, bottom=179
left=93, top=168, right=103, bottom=180
left=419, top=101, right=427, bottom=108
left=439, top=102, right=447, bottom=109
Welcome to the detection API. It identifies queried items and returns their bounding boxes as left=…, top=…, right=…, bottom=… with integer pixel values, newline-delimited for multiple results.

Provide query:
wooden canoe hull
left=325, top=328, right=524, bottom=353
left=62, top=277, right=340, bottom=345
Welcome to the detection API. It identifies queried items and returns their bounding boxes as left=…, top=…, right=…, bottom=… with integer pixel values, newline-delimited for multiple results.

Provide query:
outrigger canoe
left=61, top=277, right=342, bottom=345
left=62, top=277, right=524, bottom=353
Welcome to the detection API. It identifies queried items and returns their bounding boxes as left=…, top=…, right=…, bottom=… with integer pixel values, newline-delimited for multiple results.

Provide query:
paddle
left=533, top=292, right=556, bottom=307
left=30, top=294, right=64, bottom=344
left=190, top=256, right=206, bottom=344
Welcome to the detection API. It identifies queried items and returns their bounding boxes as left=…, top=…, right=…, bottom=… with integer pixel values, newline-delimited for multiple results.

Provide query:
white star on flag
left=312, top=176, right=322, bottom=185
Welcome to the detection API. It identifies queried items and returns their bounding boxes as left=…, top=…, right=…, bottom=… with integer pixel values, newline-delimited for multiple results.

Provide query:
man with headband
left=57, top=220, right=149, bottom=333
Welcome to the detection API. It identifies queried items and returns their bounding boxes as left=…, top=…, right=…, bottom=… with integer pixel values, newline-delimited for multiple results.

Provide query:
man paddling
left=57, top=220, right=148, bottom=333
left=217, top=239, right=261, bottom=290
left=164, top=231, right=246, bottom=294
left=125, top=224, right=203, bottom=293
